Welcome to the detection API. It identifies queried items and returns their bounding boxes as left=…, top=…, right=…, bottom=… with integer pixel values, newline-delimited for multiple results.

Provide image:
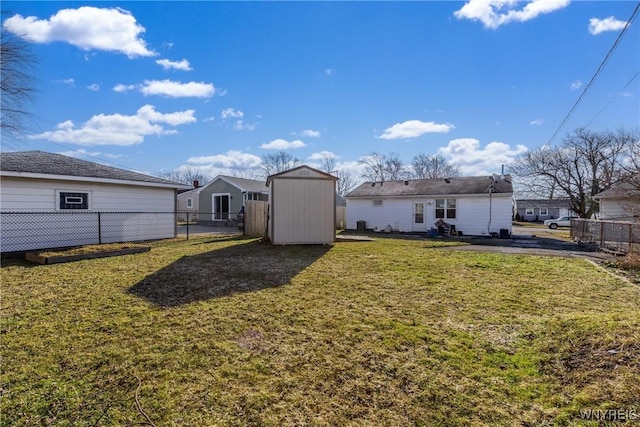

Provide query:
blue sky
left=2, top=1, right=638, bottom=182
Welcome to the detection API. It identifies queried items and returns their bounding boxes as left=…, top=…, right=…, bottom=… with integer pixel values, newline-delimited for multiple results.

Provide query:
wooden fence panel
left=245, top=200, right=268, bottom=236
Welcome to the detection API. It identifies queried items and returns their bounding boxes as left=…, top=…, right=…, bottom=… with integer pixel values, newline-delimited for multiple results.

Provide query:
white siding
left=346, top=194, right=512, bottom=236
left=0, top=177, right=175, bottom=212
left=599, top=199, right=640, bottom=222
left=0, top=177, right=177, bottom=252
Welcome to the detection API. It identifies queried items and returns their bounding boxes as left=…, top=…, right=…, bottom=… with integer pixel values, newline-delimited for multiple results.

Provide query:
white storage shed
left=266, top=166, right=338, bottom=245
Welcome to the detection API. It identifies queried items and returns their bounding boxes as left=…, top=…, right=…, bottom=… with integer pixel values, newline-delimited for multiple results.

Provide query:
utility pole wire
left=544, top=1, right=640, bottom=148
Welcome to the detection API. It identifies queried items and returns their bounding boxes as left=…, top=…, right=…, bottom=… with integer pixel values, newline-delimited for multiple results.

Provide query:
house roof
left=199, top=175, right=268, bottom=193
left=346, top=175, right=513, bottom=198
left=594, top=183, right=640, bottom=199
left=515, top=198, right=572, bottom=209
left=0, top=151, right=190, bottom=189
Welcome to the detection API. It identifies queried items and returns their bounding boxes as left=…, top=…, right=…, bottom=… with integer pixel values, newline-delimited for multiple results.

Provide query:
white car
left=543, top=215, right=576, bottom=229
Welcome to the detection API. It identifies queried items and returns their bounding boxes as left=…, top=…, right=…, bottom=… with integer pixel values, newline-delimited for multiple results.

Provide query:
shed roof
left=266, top=165, right=338, bottom=186
left=346, top=175, right=512, bottom=198
left=0, top=151, right=189, bottom=189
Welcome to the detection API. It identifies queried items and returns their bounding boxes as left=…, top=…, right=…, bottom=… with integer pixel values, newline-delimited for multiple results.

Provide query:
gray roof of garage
left=0, top=151, right=187, bottom=188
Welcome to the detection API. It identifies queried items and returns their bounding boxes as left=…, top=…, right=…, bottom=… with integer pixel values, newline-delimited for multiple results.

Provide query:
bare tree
left=261, top=151, right=301, bottom=177
left=1, top=17, right=37, bottom=141
left=359, top=152, right=407, bottom=181
left=317, top=152, right=337, bottom=174
left=160, top=165, right=213, bottom=186
left=336, top=169, right=358, bottom=197
left=510, top=128, right=634, bottom=218
left=410, top=153, right=460, bottom=179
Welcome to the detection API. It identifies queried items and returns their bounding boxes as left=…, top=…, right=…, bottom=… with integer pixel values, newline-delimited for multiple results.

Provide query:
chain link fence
left=571, top=219, right=640, bottom=255
left=1, top=211, right=178, bottom=253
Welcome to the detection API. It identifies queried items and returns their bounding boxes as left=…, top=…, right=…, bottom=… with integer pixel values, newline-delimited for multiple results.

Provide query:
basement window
left=59, top=192, right=89, bottom=210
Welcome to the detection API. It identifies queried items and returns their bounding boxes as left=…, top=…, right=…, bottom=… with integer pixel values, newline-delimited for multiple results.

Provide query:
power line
left=544, top=1, right=640, bottom=148
left=583, top=70, right=640, bottom=129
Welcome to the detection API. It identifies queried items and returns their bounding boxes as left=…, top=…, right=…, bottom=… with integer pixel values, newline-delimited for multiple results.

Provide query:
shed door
left=412, top=201, right=426, bottom=231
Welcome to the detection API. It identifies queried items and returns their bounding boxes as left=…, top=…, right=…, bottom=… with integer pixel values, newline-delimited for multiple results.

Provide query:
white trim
left=212, top=192, right=231, bottom=220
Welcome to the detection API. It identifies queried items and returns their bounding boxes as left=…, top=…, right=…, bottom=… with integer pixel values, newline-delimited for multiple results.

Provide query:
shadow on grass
left=128, top=240, right=331, bottom=307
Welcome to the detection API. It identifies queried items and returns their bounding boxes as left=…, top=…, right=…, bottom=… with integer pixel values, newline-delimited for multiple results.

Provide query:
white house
left=267, top=165, right=338, bottom=245
left=176, top=182, right=203, bottom=221
left=346, top=175, right=513, bottom=237
left=0, top=151, right=190, bottom=252
left=594, top=184, right=639, bottom=222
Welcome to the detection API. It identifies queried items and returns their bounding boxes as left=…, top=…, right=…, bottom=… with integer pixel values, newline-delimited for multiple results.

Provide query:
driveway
left=441, top=224, right=612, bottom=261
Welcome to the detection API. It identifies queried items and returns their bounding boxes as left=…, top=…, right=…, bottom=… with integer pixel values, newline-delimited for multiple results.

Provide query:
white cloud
left=438, top=138, right=528, bottom=175
left=140, top=79, right=214, bottom=98
left=260, top=139, right=306, bottom=150
left=187, top=150, right=262, bottom=169
left=113, top=83, right=136, bottom=93
left=379, top=120, right=454, bottom=140
left=308, top=151, right=338, bottom=160
left=55, top=78, right=75, bottom=86
left=203, top=116, right=216, bottom=122
left=324, top=68, right=334, bottom=76
left=86, top=83, right=100, bottom=91
left=301, top=129, right=321, bottom=138
left=29, top=105, right=195, bottom=146
left=156, top=58, right=192, bottom=71
left=529, top=118, right=544, bottom=126
left=221, top=108, right=244, bottom=119
left=570, top=80, right=583, bottom=90
left=2, top=6, right=155, bottom=57
left=588, top=16, right=627, bottom=35
left=233, top=120, right=256, bottom=131
left=454, top=0, right=571, bottom=30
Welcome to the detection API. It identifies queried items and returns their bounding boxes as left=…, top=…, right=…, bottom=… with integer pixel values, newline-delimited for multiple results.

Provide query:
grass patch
left=32, top=243, right=149, bottom=258
left=2, top=235, right=639, bottom=426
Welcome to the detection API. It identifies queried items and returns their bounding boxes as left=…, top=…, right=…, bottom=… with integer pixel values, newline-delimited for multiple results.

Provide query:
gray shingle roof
left=0, top=151, right=186, bottom=187
left=346, top=175, right=513, bottom=198
left=218, top=175, right=268, bottom=193
left=515, top=198, right=571, bottom=209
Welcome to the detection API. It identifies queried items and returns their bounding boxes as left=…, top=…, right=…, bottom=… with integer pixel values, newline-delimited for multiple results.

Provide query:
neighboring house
left=196, top=175, right=268, bottom=223
left=0, top=150, right=190, bottom=252
left=267, top=165, right=338, bottom=245
left=176, top=181, right=203, bottom=221
left=594, top=183, right=640, bottom=222
left=346, top=175, right=513, bottom=236
left=515, top=198, right=573, bottom=222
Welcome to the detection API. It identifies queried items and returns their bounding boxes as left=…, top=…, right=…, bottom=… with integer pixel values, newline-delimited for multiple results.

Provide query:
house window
left=246, top=193, right=259, bottom=201
left=525, top=208, right=534, bottom=216
left=187, top=198, right=193, bottom=208
left=539, top=207, right=548, bottom=216
left=435, top=198, right=456, bottom=219
left=59, top=192, right=89, bottom=210
left=373, top=199, right=383, bottom=207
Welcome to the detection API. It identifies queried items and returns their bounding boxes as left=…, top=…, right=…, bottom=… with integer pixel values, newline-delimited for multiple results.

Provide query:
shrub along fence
left=571, top=219, right=639, bottom=255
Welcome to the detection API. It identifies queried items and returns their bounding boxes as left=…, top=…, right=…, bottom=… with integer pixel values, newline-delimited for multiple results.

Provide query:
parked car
left=543, top=215, right=576, bottom=229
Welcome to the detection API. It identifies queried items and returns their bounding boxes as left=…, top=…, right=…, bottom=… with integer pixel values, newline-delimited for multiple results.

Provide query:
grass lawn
left=2, top=235, right=639, bottom=426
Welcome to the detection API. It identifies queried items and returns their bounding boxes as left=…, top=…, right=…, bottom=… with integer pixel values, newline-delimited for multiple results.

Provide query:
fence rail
left=571, top=219, right=639, bottom=255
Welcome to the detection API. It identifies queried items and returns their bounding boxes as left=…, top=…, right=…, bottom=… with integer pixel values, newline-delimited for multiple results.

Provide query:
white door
left=412, top=201, right=426, bottom=231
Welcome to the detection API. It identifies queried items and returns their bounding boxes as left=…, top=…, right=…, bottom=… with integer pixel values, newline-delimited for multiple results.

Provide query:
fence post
left=186, top=212, right=190, bottom=240
left=98, top=212, right=102, bottom=244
